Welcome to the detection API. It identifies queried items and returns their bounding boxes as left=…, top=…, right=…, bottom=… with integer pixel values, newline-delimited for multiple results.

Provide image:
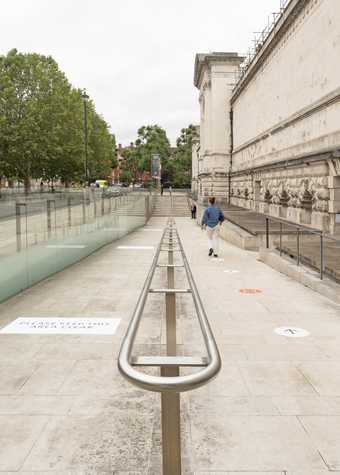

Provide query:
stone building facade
left=192, top=0, right=340, bottom=233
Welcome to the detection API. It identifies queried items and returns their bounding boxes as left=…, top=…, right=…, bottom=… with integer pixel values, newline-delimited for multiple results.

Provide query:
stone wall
left=228, top=0, right=340, bottom=232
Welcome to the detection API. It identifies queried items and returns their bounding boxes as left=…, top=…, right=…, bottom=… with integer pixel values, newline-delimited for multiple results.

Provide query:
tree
left=0, top=49, right=118, bottom=192
left=0, top=50, right=82, bottom=192
left=121, top=146, right=143, bottom=184
left=171, top=125, right=199, bottom=187
left=135, top=125, right=171, bottom=173
left=87, top=106, right=116, bottom=181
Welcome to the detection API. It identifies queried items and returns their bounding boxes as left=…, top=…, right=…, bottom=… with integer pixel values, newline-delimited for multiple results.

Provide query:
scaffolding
left=233, top=0, right=291, bottom=89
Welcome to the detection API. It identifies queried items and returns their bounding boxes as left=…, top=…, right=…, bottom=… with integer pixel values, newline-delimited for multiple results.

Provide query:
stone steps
left=151, top=194, right=190, bottom=217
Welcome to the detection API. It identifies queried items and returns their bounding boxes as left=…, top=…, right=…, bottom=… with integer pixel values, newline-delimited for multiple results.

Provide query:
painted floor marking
left=116, top=245, right=154, bottom=250
left=224, top=270, right=240, bottom=274
left=0, top=317, right=121, bottom=335
left=45, top=244, right=86, bottom=249
left=275, top=327, right=310, bottom=338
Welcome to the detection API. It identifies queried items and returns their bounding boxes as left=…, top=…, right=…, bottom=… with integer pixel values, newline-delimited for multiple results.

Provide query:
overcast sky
left=1, top=0, right=280, bottom=145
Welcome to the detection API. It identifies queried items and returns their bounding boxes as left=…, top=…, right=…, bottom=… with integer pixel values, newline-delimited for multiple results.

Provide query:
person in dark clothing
left=191, top=203, right=197, bottom=219
left=161, top=183, right=164, bottom=196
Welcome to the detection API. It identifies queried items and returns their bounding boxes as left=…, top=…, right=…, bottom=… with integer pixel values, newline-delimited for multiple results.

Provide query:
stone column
left=193, top=52, right=244, bottom=206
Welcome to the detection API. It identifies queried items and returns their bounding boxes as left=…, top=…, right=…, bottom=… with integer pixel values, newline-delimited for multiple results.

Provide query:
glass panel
left=0, top=191, right=150, bottom=303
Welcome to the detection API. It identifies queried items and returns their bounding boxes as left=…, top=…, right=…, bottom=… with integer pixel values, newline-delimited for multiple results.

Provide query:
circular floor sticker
left=239, top=288, right=262, bottom=294
left=275, top=327, right=310, bottom=338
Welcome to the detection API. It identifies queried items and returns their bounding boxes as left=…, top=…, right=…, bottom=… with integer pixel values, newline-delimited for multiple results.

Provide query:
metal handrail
left=118, top=222, right=221, bottom=393
left=264, top=214, right=340, bottom=281
left=118, top=219, right=221, bottom=474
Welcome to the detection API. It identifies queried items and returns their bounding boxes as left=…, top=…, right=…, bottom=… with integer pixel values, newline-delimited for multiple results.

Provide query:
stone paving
left=0, top=216, right=340, bottom=473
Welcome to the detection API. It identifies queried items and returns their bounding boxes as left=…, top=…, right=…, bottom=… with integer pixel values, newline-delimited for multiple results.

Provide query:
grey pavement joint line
left=296, top=415, right=331, bottom=471
left=18, top=416, right=51, bottom=472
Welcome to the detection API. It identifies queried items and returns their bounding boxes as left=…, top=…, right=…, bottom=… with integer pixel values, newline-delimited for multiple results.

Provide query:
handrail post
left=279, top=222, right=282, bottom=256
left=320, top=233, right=324, bottom=280
left=82, top=190, right=87, bottom=224
left=297, top=227, right=300, bottom=266
left=101, top=194, right=105, bottom=216
left=16, top=203, right=23, bottom=252
left=67, top=197, right=72, bottom=227
left=266, top=217, right=269, bottom=248
left=162, top=220, right=181, bottom=474
left=47, top=199, right=55, bottom=239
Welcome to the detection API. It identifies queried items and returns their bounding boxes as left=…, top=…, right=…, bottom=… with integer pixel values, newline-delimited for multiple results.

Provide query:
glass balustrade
left=0, top=190, right=152, bottom=303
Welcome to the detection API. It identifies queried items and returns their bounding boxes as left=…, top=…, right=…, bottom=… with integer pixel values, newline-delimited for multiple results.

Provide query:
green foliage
left=119, top=125, right=171, bottom=185
left=121, top=146, right=143, bottom=184
left=135, top=125, right=171, bottom=171
left=0, top=49, right=116, bottom=191
left=165, top=125, right=198, bottom=187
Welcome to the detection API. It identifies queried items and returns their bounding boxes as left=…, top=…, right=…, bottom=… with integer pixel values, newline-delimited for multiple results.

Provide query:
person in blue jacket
left=201, top=197, right=225, bottom=257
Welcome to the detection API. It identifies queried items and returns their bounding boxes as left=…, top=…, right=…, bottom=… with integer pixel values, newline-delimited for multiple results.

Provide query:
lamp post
left=82, top=90, right=90, bottom=186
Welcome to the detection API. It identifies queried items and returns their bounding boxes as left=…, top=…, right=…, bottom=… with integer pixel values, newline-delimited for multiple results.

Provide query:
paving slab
left=1, top=215, right=340, bottom=471
left=238, top=362, right=316, bottom=396
left=0, top=415, right=47, bottom=471
left=21, top=412, right=154, bottom=472
left=299, top=416, right=340, bottom=470
left=298, top=362, right=340, bottom=395
left=190, top=414, right=325, bottom=471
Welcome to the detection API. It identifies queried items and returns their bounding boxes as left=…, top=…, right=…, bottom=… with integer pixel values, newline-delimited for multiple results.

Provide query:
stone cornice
left=194, top=52, right=244, bottom=89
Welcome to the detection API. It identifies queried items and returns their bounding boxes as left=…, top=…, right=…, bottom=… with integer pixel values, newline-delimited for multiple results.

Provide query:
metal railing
left=233, top=0, right=291, bottom=91
left=118, top=219, right=221, bottom=474
left=265, top=215, right=340, bottom=281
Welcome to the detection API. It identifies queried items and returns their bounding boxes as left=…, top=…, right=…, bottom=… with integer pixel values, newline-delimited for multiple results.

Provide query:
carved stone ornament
left=264, top=189, right=272, bottom=203
left=279, top=189, right=290, bottom=207
left=300, top=189, right=313, bottom=210
left=244, top=188, right=249, bottom=199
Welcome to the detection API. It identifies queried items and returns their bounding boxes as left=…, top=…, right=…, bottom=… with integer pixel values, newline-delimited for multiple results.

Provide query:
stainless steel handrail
left=118, top=219, right=221, bottom=474
left=118, top=223, right=221, bottom=393
left=264, top=214, right=340, bottom=281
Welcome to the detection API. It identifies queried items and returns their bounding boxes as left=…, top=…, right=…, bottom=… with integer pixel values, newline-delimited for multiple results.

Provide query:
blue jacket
left=201, top=205, right=225, bottom=228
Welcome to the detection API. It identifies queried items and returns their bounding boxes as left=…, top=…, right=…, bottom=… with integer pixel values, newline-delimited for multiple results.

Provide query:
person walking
left=161, top=183, right=164, bottom=196
left=201, top=197, right=224, bottom=257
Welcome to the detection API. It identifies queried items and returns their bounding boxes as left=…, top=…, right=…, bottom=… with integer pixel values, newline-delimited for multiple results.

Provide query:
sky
left=0, top=0, right=280, bottom=145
